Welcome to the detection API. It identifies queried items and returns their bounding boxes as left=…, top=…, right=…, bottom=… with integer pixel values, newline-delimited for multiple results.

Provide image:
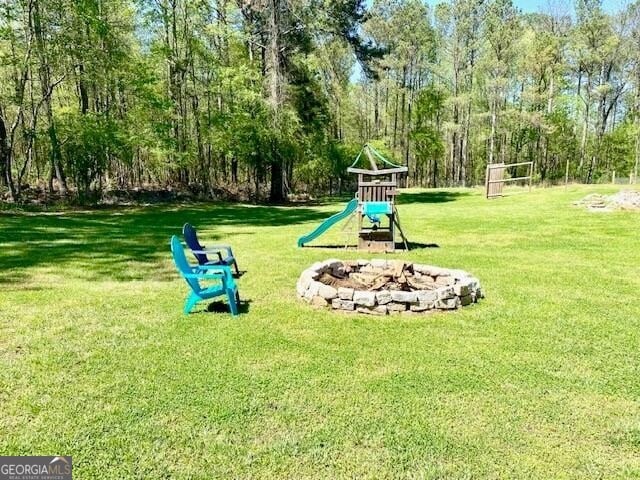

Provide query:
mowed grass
left=1, top=185, right=639, bottom=479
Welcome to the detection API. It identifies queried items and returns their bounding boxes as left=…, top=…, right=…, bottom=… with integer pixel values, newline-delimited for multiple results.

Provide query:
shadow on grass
left=403, top=241, right=440, bottom=250
left=297, top=245, right=352, bottom=250
left=205, top=299, right=251, bottom=315
left=296, top=241, right=439, bottom=251
left=398, top=190, right=470, bottom=204
left=0, top=203, right=328, bottom=281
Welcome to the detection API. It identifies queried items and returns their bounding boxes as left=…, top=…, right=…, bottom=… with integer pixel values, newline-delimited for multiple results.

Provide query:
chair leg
left=184, top=293, right=200, bottom=314
left=225, top=247, right=240, bottom=276
left=226, top=288, right=239, bottom=316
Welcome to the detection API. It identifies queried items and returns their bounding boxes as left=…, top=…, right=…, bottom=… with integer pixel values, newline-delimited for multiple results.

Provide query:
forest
left=1, top=0, right=639, bottom=203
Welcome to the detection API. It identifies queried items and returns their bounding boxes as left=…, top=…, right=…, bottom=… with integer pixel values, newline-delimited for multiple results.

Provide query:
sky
left=395, top=0, right=631, bottom=14
left=352, top=0, right=630, bottom=81
left=511, top=0, right=627, bottom=13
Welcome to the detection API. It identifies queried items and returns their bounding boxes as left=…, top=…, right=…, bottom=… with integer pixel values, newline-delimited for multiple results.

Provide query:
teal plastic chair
left=170, top=235, right=239, bottom=315
left=182, top=223, right=241, bottom=276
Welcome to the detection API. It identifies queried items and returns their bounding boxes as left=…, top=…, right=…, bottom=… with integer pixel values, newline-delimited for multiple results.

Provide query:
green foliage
left=0, top=0, right=639, bottom=202
left=295, top=141, right=359, bottom=194
left=412, top=86, right=445, bottom=174
left=600, top=122, right=637, bottom=178
left=59, top=112, right=131, bottom=200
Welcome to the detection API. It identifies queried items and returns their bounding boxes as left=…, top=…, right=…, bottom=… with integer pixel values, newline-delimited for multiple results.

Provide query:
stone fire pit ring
left=296, top=259, right=483, bottom=315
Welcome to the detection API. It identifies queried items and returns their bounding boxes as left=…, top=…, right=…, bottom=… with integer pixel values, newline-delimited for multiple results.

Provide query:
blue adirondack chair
left=182, top=223, right=241, bottom=276
left=170, top=235, right=239, bottom=315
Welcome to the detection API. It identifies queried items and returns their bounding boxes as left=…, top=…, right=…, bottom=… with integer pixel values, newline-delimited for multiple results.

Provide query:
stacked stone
left=296, top=259, right=483, bottom=315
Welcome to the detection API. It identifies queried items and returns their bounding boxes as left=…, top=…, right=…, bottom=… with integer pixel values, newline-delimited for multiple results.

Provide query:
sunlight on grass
left=0, top=185, right=639, bottom=478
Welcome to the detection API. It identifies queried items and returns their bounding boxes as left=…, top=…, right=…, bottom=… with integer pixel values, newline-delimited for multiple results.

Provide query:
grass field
left=1, top=185, right=639, bottom=479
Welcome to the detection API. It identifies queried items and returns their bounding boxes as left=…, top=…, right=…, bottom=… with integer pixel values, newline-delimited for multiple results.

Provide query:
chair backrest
left=170, top=235, right=201, bottom=293
left=182, top=223, right=208, bottom=265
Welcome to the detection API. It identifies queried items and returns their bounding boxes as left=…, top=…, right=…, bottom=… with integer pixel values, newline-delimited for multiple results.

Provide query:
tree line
left=1, top=0, right=639, bottom=203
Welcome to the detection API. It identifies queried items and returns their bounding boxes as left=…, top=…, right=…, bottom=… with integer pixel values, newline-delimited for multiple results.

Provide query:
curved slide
left=298, top=198, right=358, bottom=247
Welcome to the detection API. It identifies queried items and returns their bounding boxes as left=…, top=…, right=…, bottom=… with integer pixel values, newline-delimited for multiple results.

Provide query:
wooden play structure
left=348, top=145, right=409, bottom=252
left=298, top=144, right=409, bottom=252
left=485, top=161, right=533, bottom=198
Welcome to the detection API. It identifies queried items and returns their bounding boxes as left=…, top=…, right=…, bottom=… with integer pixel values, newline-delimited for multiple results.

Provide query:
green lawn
left=1, top=185, right=639, bottom=479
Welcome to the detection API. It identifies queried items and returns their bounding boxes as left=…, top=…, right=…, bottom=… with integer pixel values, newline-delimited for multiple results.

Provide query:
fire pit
left=296, top=259, right=483, bottom=315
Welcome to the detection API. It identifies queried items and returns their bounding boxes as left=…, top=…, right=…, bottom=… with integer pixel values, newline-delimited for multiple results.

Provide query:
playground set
left=297, top=144, right=409, bottom=252
left=171, top=144, right=412, bottom=315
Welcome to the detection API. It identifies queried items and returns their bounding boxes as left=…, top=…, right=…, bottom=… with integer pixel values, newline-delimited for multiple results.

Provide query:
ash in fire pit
left=296, top=259, right=483, bottom=315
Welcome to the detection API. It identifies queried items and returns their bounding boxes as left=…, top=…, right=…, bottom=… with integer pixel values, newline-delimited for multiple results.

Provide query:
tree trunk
left=634, top=130, right=639, bottom=183
left=265, top=0, right=285, bottom=203
left=392, top=89, right=399, bottom=148
left=374, top=84, right=379, bottom=136
left=78, top=63, right=89, bottom=114
left=231, top=156, right=238, bottom=184
left=33, top=0, right=67, bottom=194
left=0, top=112, right=17, bottom=201
left=0, top=114, right=7, bottom=186
left=636, top=71, right=640, bottom=183
left=488, top=98, right=497, bottom=165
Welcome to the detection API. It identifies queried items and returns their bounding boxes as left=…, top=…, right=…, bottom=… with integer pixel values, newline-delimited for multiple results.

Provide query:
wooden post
left=565, top=158, right=570, bottom=191
left=612, top=171, right=616, bottom=184
left=485, top=165, right=490, bottom=199
left=529, top=162, right=533, bottom=192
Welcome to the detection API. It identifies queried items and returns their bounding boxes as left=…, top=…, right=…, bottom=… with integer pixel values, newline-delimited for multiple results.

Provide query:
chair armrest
left=192, top=247, right=233, bottom=259
left=198, top=264, right=232, bottom=272
left=193, top=245, right=233, bottom=253
left=204, top=244, right=233, bottom=250
left=184, top=271, right=225, bottom=279
left=202, top=245, right=234, bottom=256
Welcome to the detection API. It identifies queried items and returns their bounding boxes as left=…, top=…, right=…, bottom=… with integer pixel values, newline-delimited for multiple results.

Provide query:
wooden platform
left=358, top=230, right=395, bottom=253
